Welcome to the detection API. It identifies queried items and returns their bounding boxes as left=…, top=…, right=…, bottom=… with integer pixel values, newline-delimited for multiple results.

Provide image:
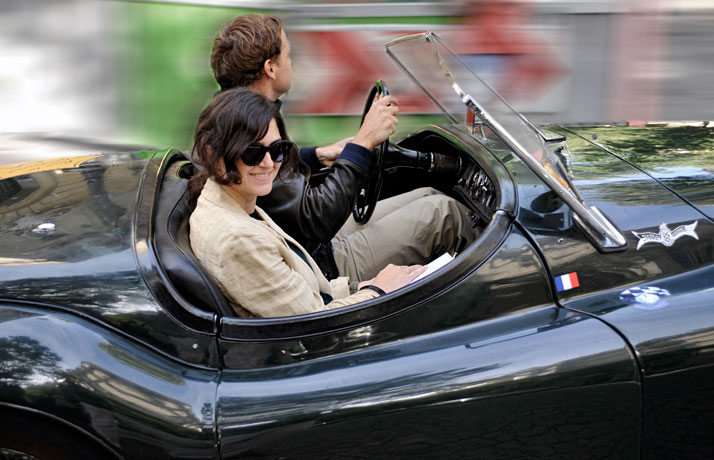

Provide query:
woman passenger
left=188, top=88, right=424, bottom=318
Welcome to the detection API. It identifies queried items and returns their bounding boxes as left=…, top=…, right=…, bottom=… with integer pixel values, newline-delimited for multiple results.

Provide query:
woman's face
left=232, top=118, right=282, bottom=204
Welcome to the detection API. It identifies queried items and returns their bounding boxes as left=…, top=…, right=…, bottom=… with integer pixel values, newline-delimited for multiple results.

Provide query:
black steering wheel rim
left=353, top=80, right=389, bottom=224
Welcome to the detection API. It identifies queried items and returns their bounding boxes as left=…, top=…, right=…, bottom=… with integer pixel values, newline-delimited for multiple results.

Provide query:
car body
left=1, top=33, right=714, bottom=459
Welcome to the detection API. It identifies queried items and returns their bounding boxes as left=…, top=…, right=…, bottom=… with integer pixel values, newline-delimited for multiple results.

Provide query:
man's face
left=272, top=29, right=292, bottom=97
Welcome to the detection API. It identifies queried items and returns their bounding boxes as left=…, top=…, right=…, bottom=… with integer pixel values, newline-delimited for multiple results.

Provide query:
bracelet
left=359, top=284, right=386, bottom=296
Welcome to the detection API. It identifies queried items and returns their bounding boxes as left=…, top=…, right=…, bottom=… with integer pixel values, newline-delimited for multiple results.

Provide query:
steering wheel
left=353, top=81, right=390, bottom=224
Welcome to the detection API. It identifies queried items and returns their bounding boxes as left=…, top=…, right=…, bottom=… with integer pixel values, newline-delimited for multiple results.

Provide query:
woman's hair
left=188, top=88, right=295, bottom=206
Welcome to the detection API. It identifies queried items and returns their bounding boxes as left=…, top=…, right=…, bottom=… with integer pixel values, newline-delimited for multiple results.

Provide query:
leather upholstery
left=154, top=162, right=233, bottom=316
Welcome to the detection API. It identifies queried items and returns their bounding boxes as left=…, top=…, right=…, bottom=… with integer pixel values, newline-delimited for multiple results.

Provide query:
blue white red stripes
left=555, top=272, right=579, bottom=292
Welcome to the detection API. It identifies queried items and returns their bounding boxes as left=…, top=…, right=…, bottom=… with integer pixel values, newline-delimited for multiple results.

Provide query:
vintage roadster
left=1, top=33, right=713, bottom=459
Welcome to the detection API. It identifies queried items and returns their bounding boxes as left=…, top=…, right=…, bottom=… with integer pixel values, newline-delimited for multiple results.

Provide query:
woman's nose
left=259, top=151, right=274, bottom=167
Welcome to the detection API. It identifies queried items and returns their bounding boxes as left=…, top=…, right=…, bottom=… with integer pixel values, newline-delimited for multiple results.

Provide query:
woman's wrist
left=359, top=284, right=386, bottom=296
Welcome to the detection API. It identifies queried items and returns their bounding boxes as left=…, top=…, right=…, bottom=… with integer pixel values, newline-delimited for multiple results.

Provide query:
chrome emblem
left=619, top=286, right=671, bottom=310
left=632, top=221, right=699, bottom=250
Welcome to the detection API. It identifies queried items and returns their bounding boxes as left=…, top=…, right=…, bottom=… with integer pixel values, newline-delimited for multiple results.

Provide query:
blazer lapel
left=203, top=180, right=333, bottom=296
left=255, top=206, right=333, bottom=295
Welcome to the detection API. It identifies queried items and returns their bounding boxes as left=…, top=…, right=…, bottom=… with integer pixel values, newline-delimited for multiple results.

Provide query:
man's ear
left=263, top=58, right=277, bottom=81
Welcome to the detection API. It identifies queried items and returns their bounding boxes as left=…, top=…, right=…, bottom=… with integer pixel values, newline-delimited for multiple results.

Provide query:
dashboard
left=457, top=162, right=497, bottom=219
left=395, top=129, right=500, bottom=222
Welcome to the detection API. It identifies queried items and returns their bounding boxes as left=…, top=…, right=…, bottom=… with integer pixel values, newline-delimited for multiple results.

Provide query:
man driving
left=208, top=14, right=476, bottom=282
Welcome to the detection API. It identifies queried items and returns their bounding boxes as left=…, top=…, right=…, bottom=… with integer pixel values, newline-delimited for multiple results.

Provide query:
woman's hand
left=370, top=264, right=426, bottom=294
left=352, top=95, right=399, bottom=151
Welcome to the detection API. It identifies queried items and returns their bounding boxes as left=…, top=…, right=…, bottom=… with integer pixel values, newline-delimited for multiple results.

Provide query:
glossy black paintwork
left=500, top=126, right=714, bottom=302
left=0, top=152, right=219, bottom=368
left=219, top=305, right=639, bottom=458
left=0, top=154, right=139, bottom=265
left=0, top=305, right=218, bottom=459
left=563, top=125, right=714, bottom=219
left=1, top=121, right=713, bottom=459
left=529, top=125, right=714, bottom=459
left=563, top=257, right=714, bottom=459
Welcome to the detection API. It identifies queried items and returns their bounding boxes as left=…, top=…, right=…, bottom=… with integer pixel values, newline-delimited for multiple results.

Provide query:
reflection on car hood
left=0, top=151, right=147, bottom=275
left=562, top=125, right=714, bottom=220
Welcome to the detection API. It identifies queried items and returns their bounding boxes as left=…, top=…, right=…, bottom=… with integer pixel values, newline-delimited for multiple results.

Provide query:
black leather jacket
left=257, top=143, right=371, bottom=278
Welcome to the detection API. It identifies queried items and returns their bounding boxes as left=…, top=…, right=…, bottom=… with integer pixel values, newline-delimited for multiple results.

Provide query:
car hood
left=561, top=124, right=714, bottom=220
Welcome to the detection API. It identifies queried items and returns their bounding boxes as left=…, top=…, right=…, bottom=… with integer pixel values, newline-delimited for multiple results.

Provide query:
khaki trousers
left=331, top=187, right=476, bottom=281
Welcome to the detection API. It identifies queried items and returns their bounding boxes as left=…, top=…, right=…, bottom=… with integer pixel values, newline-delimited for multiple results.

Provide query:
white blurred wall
left=0, top=1, right=120, bottom=141
left=1, top=0, right=713, bottom=163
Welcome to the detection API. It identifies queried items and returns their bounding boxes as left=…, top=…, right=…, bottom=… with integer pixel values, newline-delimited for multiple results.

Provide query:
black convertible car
left=1, top=33, right=713, bottom=459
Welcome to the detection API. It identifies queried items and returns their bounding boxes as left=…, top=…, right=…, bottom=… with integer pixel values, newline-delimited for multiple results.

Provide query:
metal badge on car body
left=631, top=221, right=699, bottom=250
left=620, top=286, right=672, bottom=310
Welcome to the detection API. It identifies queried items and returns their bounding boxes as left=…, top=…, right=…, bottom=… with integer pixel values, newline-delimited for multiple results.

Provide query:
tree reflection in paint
left=0, top=336, right=62, bottom=395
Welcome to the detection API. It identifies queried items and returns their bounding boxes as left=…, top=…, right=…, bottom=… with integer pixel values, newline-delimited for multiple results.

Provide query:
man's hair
left=211, top=14, right=284, bottom=91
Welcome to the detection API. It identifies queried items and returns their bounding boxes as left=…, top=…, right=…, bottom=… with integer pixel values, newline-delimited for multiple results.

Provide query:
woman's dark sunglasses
left=242, top=140, right=296, bottom=166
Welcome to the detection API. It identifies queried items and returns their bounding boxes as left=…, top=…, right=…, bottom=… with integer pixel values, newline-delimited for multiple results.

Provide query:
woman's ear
left=213, top=149, right=228, bottom=180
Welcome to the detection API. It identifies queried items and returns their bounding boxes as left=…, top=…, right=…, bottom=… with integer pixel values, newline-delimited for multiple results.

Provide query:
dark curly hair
left=188, top=88, right=295, bottom=206
left=210, top=14, right=283, bottom=91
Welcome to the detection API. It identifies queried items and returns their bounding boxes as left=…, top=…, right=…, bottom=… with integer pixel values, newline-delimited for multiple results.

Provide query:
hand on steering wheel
left=353, top=81, right=395, bottom=224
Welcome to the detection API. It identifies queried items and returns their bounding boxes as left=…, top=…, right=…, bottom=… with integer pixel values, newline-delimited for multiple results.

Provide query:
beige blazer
left=189, top=179, right=378, bottom=317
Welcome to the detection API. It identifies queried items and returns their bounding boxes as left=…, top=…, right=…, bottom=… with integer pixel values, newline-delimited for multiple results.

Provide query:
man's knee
left=420, top=194, right=464, bottom=217
left=416, top=195, right=475, bottom=237
left=410, top=187, right=441, bottom=199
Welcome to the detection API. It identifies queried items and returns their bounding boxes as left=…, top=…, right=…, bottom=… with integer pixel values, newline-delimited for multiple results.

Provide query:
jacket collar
left=200, top=179, right=308, bottom=253
left=199, top=179, right=334, bottom=295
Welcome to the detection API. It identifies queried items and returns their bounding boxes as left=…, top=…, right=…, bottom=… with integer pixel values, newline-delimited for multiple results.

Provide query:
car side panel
left=217, top=306, right=639, bottom=459
left=216, top=229, right=641, bottom=458
left=565, top=264, right=714, bottom=459
left=0, top=305, right=219, bottom=460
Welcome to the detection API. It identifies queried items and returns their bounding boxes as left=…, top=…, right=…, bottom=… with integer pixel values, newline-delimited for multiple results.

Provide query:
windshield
left=386, top=32, right=626, bottom=251
left=385, top=32, right=571, bottom=190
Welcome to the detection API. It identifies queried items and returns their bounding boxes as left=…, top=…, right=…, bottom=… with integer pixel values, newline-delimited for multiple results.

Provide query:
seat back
left=154, top=162, right=233, bottom=317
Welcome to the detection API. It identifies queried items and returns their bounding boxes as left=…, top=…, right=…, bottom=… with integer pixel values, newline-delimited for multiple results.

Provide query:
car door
left=564, top=265, right=714, bottom=460
left=216, top=224, right=641, bottom=459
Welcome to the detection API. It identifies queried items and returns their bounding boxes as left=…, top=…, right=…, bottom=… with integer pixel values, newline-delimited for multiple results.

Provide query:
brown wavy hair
left=188, top=88, right=295, bottom=206
left=211, top=14, right=283, bottom=91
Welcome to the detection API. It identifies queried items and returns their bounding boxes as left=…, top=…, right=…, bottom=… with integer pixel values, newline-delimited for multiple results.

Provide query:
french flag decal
left=555, top=272, right=580, bottom=292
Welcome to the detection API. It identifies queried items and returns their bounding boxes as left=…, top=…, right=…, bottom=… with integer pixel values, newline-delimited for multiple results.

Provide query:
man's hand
left=353, top=95, right=399, bottom=151
left=315, top=137, right=353, bottom=167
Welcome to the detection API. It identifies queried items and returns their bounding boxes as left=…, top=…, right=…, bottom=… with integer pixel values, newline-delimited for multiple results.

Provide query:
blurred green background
left=119, top=3, right=248, bottom=149
left=117, top=2, right=449, bottom=151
